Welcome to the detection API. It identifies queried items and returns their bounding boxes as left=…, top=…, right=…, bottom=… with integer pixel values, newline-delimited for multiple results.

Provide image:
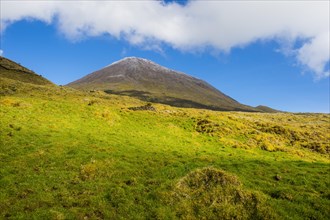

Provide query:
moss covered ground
left=0, top=77, right=329, bottom=219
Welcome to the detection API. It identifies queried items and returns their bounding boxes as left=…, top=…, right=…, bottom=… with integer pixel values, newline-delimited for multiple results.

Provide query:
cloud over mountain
left=1, top=0, right=329, bottom=78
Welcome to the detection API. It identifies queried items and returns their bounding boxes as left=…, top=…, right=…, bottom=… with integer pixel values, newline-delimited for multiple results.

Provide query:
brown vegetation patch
left=195, top=118, right=220, bottom=134
left=128, top=103, right=156, bottom=111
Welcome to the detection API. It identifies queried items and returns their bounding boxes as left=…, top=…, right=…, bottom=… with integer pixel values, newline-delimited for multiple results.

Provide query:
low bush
left=171, top=167, right=276, bottom=219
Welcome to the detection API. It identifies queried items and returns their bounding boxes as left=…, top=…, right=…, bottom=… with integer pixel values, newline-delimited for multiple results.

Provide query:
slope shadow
left=104, top=89, right=256, bottom=112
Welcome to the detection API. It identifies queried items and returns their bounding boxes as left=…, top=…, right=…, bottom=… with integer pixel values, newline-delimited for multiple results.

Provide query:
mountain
left=67, top=57, right=258, bottom=112
left=0, top=56, right=53, bottom=86
left=256, top=105, right=282, bottom=113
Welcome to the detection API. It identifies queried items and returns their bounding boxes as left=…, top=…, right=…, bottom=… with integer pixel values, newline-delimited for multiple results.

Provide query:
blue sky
left=0, top=0, right=329, bottom=113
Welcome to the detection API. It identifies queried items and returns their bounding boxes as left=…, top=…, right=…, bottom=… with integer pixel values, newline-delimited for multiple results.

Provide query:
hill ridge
left=0, top=56, right=53, bottom=86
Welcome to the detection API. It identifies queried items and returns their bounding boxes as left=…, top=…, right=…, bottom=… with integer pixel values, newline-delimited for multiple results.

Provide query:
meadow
left=0, top=77, right=329, bottom=219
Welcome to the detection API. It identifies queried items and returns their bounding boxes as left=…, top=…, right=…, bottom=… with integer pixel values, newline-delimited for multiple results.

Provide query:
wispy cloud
left=1, top=0, right=329, bottom=78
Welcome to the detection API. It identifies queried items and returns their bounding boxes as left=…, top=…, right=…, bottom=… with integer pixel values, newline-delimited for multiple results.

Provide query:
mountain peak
left=122, top=56, right=150, bottom=62
left=102, top=57, right=193, bottom=81
left=107, top=56, right=155, bottom=67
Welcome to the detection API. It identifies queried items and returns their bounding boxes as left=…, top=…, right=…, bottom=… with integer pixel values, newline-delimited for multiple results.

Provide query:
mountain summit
left=67, top=57, right=257, bottom=111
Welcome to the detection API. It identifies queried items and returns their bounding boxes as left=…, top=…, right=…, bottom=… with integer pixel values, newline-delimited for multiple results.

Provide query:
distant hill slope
left=256, top=105, right=282, bottom=113
left=67, top=57, right=259, bottom=112
left=0, top=56, right=53, bottom=86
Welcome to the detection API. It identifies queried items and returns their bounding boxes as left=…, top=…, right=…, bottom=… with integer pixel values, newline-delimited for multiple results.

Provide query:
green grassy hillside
left=0, top=76, right=329, bottom=219
left=0, top=57, right=53, bottom=86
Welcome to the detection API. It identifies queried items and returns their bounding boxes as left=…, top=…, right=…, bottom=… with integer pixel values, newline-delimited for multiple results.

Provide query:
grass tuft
left=172, top=167, right=277, bottom=219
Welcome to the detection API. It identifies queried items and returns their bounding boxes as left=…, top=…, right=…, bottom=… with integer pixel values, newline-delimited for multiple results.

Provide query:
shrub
left=128, top=103, right=156, bottom=111
left=171, top=167, right=276, bottom=219
left=195, top=118, right=220, bottom=134
left=300, top=142, right=329, bottom=154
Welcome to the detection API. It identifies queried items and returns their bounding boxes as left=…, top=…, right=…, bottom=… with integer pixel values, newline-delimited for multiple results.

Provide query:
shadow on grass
left=104, top=89, right=256, bottom=112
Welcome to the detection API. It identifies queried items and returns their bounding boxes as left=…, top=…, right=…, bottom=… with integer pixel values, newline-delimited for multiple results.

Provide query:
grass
left=0, top=76, right=329, bottom=219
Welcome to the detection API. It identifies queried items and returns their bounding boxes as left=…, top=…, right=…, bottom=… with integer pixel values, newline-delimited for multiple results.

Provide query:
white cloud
left=0, top=1, right=57, bottom=31
left=0, top=49, right=3, bottom=56
left=297, top=32, right=330, bottom=79
left=1, top=0, right=329, bottom=78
